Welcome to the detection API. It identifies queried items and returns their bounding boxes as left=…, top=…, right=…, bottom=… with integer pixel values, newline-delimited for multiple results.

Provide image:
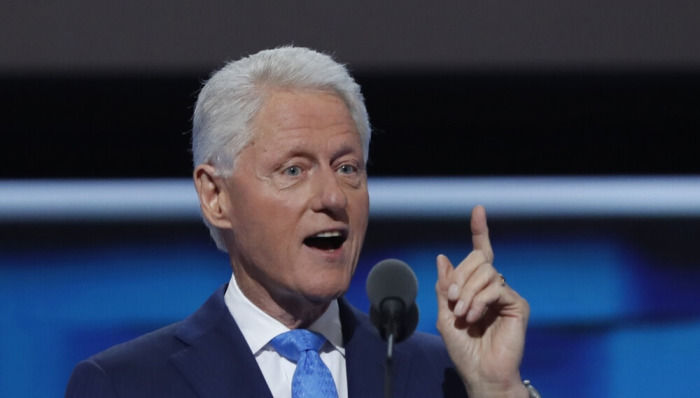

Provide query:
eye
left=284, top=166, right=303, bottom=177
left=338, top=164, right=357, bottom=175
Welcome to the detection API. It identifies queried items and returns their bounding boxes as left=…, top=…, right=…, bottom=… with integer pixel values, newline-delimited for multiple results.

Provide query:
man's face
left=221, top=89, right=369, bottom=312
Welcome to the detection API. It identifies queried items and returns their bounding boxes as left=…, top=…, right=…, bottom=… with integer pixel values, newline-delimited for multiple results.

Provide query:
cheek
left=236, top=183, right=296, bottom=220
left=351, top=192, right=370, bottom=226
left=253, top=195, right=307, bottom=243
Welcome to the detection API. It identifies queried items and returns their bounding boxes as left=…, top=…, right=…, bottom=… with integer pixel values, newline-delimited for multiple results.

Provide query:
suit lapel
left=169, top=284, right=273, bottom=398
left=166, top=289, right=415, bottom=398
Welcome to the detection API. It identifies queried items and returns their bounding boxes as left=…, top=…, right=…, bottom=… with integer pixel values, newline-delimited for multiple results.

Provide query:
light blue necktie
left=270, top=329, right=339, bottom=398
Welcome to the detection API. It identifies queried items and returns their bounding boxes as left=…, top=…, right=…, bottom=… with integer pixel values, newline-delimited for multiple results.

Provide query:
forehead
left=250, top=89, right=360, bottom=143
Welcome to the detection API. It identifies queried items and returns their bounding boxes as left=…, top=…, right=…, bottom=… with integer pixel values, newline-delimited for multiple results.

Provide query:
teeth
left=314, top=231, right=342, bottom=238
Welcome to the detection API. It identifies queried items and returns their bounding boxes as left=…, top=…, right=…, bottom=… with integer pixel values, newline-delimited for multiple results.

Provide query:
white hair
left=192, top=46, right=371, bottom=251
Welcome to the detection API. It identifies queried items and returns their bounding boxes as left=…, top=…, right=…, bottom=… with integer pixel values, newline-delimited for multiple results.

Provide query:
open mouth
left=303, top=230, right=347, bottom=251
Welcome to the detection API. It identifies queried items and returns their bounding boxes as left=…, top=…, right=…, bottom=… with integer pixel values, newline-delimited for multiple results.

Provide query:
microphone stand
left=385, top=331, right=394, bottom=398
left=381, top=299, right=402, bottom=398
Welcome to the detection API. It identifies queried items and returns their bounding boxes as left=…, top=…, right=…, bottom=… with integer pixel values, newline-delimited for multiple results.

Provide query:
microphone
left=366, top=259, right=420, bottom=398
left=366, top=259, right=419, bottom=344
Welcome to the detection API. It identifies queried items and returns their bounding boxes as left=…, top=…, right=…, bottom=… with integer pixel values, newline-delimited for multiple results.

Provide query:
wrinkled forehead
left=249, top=89, right=357, bottom=138
left=249, top=87, right=368, bottom=156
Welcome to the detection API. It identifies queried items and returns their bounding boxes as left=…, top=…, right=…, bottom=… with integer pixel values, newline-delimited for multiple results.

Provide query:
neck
left=233, top=270, right=331, bottom=329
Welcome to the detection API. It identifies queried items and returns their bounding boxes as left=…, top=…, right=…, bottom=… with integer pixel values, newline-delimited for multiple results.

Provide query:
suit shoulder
left=89, top=322, right=184, bottom=369
left=66, top=321, right=197, bottom=398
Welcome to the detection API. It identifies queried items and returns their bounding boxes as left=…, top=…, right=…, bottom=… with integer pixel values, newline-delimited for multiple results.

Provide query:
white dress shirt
left=224, top=273, right=348, bottom=398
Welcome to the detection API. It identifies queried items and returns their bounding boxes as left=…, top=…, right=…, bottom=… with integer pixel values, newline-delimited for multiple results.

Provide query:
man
left=66, top=47, right=533, bottom=397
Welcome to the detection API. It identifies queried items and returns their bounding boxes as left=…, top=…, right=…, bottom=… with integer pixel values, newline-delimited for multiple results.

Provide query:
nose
left=311, top=167, right=348, bottom=215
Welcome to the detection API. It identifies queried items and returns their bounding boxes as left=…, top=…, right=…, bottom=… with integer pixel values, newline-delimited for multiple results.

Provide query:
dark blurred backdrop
left=4, top=70, right=700, bottom=178
left=3, top=1, right=700, bottom=178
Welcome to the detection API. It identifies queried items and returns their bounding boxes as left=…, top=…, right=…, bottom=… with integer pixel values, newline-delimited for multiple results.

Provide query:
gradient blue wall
left=2, top=190, right=699, bottom=397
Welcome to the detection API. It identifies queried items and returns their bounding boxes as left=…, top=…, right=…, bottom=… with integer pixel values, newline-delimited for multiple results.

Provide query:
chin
left=303, top=275, right=351, bottom=303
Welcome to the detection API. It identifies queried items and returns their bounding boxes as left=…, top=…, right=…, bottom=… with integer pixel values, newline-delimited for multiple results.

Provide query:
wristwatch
left=523, top=380, right=541, bottom=398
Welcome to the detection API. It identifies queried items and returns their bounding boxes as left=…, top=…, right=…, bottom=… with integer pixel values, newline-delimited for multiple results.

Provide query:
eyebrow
left=273, top=137, right=362, bottom=162
left=330, top=143, right=362, bottom=163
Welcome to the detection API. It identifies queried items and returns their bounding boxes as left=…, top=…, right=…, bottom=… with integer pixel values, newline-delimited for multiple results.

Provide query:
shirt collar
left=224, top=273, right=345, bottom=356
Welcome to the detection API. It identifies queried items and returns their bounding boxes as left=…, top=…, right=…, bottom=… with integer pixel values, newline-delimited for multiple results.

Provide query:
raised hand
left=435, top=205, right=530, bottom=398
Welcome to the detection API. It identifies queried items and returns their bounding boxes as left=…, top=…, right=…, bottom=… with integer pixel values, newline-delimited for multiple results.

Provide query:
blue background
left=2, top=207, right=700, bottom=397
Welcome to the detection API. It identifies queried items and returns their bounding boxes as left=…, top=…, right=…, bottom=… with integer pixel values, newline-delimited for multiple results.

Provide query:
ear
left=193, top=164, right=233, bottom=229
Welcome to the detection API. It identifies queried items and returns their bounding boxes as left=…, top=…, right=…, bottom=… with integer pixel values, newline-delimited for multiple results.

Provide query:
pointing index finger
left=471, top=205, right=493, bottom=262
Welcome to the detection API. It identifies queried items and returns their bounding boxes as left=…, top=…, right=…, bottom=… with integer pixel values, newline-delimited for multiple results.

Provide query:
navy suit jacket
left=66, top=284, right=466, bottom=397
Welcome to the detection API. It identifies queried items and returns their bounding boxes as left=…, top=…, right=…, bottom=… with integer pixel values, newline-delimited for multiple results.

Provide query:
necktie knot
left=270, top=329, right=339, bottom=398
left=271, top=329, right=326, bottom=361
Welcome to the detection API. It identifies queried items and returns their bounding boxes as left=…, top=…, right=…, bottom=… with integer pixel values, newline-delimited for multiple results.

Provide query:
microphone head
left=366, top=259, right=419, bottom=342
left=366, top=259, right=418, bottom=310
